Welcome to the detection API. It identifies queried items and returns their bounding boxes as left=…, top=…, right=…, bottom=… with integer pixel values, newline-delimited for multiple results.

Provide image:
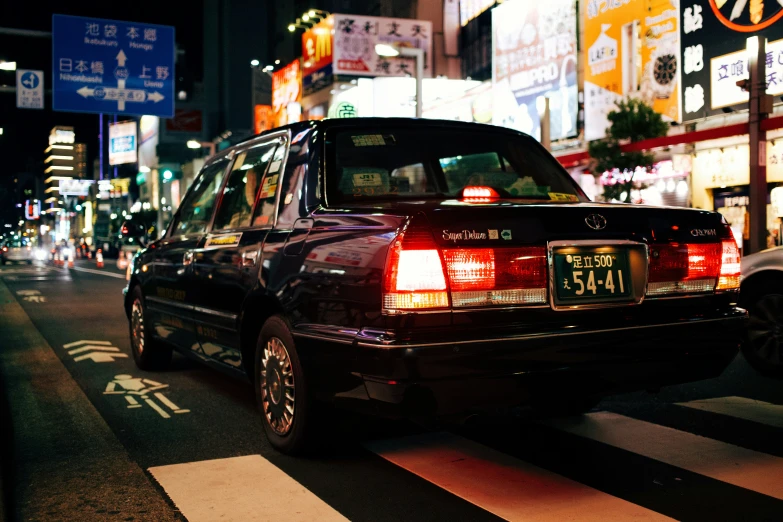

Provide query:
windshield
left=325, top=126, right=586, bottom=204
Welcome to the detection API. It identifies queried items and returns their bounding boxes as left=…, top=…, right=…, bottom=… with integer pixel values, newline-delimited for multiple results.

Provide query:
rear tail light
left=716, top=238, right=741, bottom=291
left=383, top=227, right=450, bottom=311
left=443, top=247, right=547, bottom=307
left=462, top=186, right=499, bottom=202
left=383, top=224, right=548, bottom=312
left=647, top=237, right=740, bottom=296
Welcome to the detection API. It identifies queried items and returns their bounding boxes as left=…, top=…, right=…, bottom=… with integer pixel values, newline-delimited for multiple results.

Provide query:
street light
left=187, top=139, right=217, bottom=157
left=250, top=59, right=260, bottom=67
left=288, top=18, right=314, bottom=32
left=374, top=43, right=424, bottom=118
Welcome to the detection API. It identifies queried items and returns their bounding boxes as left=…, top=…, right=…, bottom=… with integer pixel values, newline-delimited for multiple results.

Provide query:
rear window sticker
left=205, top=233, right=243, bottom=248
left=258, top=174, right=279, bottom=199
left=292, top=129, right=309, bottom=143
left=353, top=173, right=384, bottom=187
left=548, top=192, right=579, bottom=202
left=351, top=134, right=386, bottom=147
left=488, top=229, right=499, bottom=240
left=269, top=160, right=282, bottom=173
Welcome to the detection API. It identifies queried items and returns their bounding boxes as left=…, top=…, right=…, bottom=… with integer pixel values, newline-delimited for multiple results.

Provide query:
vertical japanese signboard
left=272, top=60, right=302, bottom=128
left=332, top=14, right=432, bottom=77
left=680, top=0, right=783, bottom=122
left=584, top=0, right=682, bottom=141
left=302, top=16, right=334, bottom=95
left=492, top=0, right=578, bottom=141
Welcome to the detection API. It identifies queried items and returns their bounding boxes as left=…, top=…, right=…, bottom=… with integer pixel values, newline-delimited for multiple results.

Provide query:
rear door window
left=212, top=141, right=278, bottom=231
left=170, top=159, right=229, bottom=238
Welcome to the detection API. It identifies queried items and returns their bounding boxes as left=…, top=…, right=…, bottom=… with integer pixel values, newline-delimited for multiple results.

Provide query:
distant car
left=740, top=246, right=783, bottom=377
left=123, top=118, right=747, bottom=454
left=1, top=239, right=33, bottom=265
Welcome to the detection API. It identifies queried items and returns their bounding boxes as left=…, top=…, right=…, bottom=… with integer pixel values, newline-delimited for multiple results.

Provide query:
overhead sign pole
left=748, top=36, right=772, bottom=254
left=51, top=14, right=175, bottom=117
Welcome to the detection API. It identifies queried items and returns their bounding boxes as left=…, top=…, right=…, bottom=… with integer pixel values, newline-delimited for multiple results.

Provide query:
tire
left=741, top=280, right=783, bottom=379
left=128, top=286, right=172, bottom=371
left=254, top=315, right=316, bottom=454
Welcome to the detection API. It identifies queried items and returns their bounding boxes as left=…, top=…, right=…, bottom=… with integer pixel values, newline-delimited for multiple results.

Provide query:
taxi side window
left=212, top=141, right=278, bottom=231
left=251, top=142, right=288, bottom=227
left=170, top=159, right=228, bottom=238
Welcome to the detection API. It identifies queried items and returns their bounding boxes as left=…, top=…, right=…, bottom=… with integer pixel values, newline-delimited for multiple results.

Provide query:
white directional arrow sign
left=116, top=49, right=127, bottom=67
left=74, top=49, right=165, bottom=111
left=64, top=340, right=129, bottom=364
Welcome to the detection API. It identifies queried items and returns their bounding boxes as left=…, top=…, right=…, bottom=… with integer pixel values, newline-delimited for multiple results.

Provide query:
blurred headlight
left=34, top=249, right=47, bottom=261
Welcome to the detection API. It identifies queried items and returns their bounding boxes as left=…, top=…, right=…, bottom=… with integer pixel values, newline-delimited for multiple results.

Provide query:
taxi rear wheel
left=129, top=286, right=172, bottom=371
left=255, top=315, right=316, bottom=455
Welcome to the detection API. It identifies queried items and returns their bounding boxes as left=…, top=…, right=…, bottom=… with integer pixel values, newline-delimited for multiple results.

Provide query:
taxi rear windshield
left=326, top=126, right=586, bottom=203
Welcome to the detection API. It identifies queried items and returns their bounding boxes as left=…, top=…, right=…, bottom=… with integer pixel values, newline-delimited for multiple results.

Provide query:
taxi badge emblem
left=585, top=213, right=607, bottom=231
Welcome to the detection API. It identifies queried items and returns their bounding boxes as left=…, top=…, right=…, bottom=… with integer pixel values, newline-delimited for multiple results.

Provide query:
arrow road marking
left=64, top=340, right=112, bottom=349
left=73, top=352, right=129, bottom=363
left=68, top=345, right=121, bottom=355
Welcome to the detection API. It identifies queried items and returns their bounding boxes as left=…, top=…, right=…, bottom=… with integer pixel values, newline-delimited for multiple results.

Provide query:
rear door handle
left=241, top=251, right=257, bottom=267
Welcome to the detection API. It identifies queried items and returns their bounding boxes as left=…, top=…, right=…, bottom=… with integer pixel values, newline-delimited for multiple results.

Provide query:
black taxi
left=123, top=118, right=747, bottom=454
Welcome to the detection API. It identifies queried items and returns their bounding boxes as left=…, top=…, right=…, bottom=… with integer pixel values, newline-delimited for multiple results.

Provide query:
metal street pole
left=251, top=65, right=257, bottom=132
left=540, top=97, right=551, bottom=151
left=401, top=47, right=424, bottom=118
left=748, top=36, right=770, bottom=254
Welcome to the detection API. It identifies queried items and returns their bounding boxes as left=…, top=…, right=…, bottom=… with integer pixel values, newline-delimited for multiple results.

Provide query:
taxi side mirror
left=120, top=221, right=146, bottom=238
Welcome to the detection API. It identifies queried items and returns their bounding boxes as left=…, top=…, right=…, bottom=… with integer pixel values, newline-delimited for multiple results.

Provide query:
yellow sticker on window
left=548, top=192, right=579, bottom=202
left=258, top=175, right=279, bottom=199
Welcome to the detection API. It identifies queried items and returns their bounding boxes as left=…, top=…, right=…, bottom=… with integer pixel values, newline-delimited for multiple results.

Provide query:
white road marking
left=365, top=432, right=670, bottom=522
left=676, top=396, right=783, bottom=429
left=545, top=412, right=783, bottom=500
left=73, top=352, right=128, bottom=363
left=68, top=345, right=121, bottom=355
left=154, top=392, right=190, bottom=414
left=68, top=266, right=126, bottom=279
left=64, top=340, right=113, bottom=349
left=15, top=289, right=41, bottom=296
left=144, top=398, right=171, bottom=418
left=125, top=396, right=141, bottom=408
left=149, top=456, right=349, bottom=522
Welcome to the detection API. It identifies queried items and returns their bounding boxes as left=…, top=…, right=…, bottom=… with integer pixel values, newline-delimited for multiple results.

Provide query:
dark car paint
left=124, top=118, right=747, bottom=418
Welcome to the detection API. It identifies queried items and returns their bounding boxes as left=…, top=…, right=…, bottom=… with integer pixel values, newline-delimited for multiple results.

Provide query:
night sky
left=0, top=0, right=203, bottom=215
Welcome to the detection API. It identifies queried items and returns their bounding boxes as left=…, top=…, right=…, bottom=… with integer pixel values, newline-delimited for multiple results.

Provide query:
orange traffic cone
left=87, top=250, right=92, bottom=260
left=68, top=254, right=74, bottom=269
left=96, top=249, right=104, bottom=268
left=54, top=252, right=61, bottom=267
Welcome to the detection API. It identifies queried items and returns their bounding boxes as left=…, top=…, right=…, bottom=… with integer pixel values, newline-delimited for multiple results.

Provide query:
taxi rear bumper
left=349, top=308, right=746, bottom=417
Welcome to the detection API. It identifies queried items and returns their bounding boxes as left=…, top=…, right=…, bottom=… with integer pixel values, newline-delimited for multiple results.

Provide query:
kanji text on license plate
left=554, top=250, right=631, bottom=304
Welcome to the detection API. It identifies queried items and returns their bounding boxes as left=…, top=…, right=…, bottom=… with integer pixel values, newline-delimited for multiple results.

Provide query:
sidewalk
left=0, top=279, right=180, bottom=521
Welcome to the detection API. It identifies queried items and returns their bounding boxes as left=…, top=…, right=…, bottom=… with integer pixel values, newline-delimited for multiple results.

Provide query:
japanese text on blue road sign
left=52, top=14, right=175, bottom=117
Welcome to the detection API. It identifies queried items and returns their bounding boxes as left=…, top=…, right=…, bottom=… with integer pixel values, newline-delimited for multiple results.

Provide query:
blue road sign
left=52, top=14, right=175, bottom=117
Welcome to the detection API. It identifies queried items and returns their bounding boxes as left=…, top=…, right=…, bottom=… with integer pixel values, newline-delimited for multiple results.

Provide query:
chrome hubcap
left=748, top=294, right=783, bottom=366
left=131, top=299, right=145, bottom=355
left=260, top=337, right=295, bottom=435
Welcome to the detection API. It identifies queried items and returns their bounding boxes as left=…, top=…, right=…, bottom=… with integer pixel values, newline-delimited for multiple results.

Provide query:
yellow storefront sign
left=584, top=0, right=682, bottom=141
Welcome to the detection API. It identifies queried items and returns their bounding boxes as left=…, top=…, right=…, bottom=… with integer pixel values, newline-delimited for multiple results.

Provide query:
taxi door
left=190, top=133, right=288, bottom=369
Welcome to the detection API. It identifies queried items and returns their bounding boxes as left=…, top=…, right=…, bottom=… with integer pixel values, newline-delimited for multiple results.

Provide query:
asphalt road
left=1, top=259, right=782, bottom=521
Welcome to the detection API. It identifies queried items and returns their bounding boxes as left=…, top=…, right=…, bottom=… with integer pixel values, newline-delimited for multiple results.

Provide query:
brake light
left=647, top=239, right=739, bottom=296
left=442, top=247, right=547, bottom=306
left=383, top=227, right=449, bottom=311
left=717, top=238, right=741, bottom=290
left=462, top=186, right=499, bottom=199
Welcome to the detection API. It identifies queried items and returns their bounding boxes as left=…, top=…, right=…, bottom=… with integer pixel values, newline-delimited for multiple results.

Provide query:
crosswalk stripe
left=69, top=266, right=126, bottom=279
left=545, top=412, right=783, bottom=500
left=676, top=396, right=783, bottom=429
left=365, top=431, right=671, bottom=521
left=148, top=455, right=349, bottom=522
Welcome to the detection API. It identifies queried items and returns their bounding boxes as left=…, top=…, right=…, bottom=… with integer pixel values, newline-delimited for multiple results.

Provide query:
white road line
left=149, top=455, right=349, bottom=522
left=63, top=340, right=113, bottom=349
left=154, top=392, right=190, bottom=414
left=545, top=412, right=783, bottom=501
left=67, top=346, right=120, bottom=355
left=365, top=432, right=670, bottom=522
left=144, top=398, right=171, bottom=419
left=676, top=396, right=783, bottom=429
left=68, top=266, right=126, bottom=279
